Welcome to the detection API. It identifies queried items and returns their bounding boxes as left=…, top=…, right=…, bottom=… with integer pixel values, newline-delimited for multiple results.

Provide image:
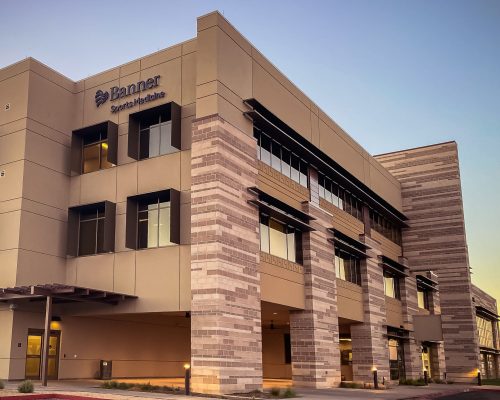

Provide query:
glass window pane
left=417, top=290, right=425, bottom=309
left=269, top=219, right=287, bottom=259
left=287, top=227, right=296, bottom=263
left=291, top=155, right=300, bottom=183
left=338, top=187, right=344, bottom=210
left=159, top=121, right=175, bottom=155
left=331, top=183, right=339, bottom=207
left=158, top=205, right=171, bottom=246
left=384, top=275, right=395, bottom=298
left=260, top=215, right=270, bottom=253
left=255, top=131, right=261, bottom=160
left=324, top=180, right=332, bottom=203
left=100, top=142, right=113, bottom=169
left=26, top=335, right=42, bottom=356
left=271, top=141, right=281, bottom=171
left=82, top=143, right=100, bottom=173
left=299, top=160, right=308, bottom=187
left=260, top=135, right=271, bottom=165
left=25, top=357, right=41, bottom=378
left=149, top=124, right=160, bottom=157
left=79, top=219, right=97, bottom=256
left=318, top=175, right=325, bottom=199
left=281, top=148, right=291, bottom=178
left=147, top=207, right=159, bottom=248
left=48, top=336, right=58, bottom=356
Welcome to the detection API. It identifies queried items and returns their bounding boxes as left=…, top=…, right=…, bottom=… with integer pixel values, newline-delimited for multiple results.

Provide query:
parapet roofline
left=374, top=140, right=457, bottom=157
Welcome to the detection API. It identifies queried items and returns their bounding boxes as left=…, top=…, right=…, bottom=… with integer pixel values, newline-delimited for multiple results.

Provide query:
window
left=254, top=128, right=309, bottom=188
left=369, top=208, right=402, bottom=245
left=125, top=189, right=181, bottom=250
left=318, top=172, right=363, bottom=221
left=71, top=121, right=118, bottom=175
left=139, top=118, right=175, bottom=159
left=334, top=248, right=361, bottom=285
left=137, top=193, right=171, bottom=248
left=67, top=201, right=116, bottom=257
left=388, top=338, right=405, bottom=380
left=417, top=287, right=430, bottom=310
left=384, top=271, right=401, bottom=299
left=477, top=315, right=495, bottom=349
left=259, top=214, right=302, bottom=264
left=128, top=102, right=181, bottom=160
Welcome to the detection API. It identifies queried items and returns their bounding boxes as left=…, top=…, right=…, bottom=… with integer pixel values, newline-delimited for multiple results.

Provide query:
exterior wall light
left=372, top=367, right=378, bottom=389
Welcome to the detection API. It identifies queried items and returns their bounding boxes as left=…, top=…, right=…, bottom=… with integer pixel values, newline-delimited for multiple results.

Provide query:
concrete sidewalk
left=0, top=380, right=499, bottom=400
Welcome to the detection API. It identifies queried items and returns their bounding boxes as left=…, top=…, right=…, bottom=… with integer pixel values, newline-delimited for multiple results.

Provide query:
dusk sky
left=1, top=0, right=499, bottom=306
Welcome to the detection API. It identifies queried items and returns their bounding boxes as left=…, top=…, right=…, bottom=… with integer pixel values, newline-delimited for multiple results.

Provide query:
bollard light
left=477, top=370, right=482, bottom=386
left=184, top=363, right=191, bottom=395
left=424, top=369, right=428, bottom=385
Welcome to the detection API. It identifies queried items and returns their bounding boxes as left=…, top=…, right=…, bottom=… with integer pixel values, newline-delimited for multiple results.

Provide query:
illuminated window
left=259, top=214, right=302, bottom=264
left=137, top=193, right=171, bottom=249
left=334, top=248, right=361, bottom=285
left=417, top=288, right=430, bottom=310
left=384, top=271, right=400, bottom=299
left=82, top=131, right=113, bottom=173
left=476, top=315, right=495, bottom=349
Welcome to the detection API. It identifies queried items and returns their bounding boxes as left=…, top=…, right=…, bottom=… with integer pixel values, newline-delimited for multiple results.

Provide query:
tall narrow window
left=334, top=248, right=361, bottom=285
left=82, top=131, right=112, bottom=173
left=384, top=271, right=400, bottom=299
left=417, top=288, right=429, bottom=310
left=139, top=117, right=175, bottom=159
left=137, top=193, right=171, bottom=249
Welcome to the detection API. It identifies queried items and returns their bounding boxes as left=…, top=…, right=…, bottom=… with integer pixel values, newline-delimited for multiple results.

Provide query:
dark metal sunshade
left=379, top=255, right=409, bottom=277
left=0, top=283, right=137, bottom=305
left=416, top=274, right=439, bottom=292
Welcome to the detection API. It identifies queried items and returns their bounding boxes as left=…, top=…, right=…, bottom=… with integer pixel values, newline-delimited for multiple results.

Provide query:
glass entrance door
left=25, top=330, right=60, bottom=380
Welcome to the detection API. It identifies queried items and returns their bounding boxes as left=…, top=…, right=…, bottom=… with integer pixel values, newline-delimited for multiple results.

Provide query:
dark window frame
left=259, top=212, right=303, bottom=264
left=71, top=121, right=118, bottom=175
left=125, top=189, right=181, bottom=250
left=67, top=201, right=116, bottom=257
left=128, top=102, right=181, bottom=160
left=334, top=247, right=361, bottom=286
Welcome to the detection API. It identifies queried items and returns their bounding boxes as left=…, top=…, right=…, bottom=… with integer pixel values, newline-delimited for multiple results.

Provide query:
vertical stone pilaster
left=190, top=115, right=263, bottom=394
left=400, top=270, right=422, bottom=379
left=430, top=343, right=447, bottom=380
left=289, top=202, right=341, bottom=388
left=351, top=236, right=390, bottom=382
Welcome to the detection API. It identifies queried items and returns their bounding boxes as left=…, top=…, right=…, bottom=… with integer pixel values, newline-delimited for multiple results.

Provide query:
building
left=0, top=11, right=498, bottom=395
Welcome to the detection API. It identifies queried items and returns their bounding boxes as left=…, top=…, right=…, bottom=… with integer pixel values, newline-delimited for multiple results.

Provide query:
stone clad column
left=351, top=236, right=390, bottom=383
left=289, top=199, right=341, bottom=388
left=399, top=268, right=423, bottom=380
left=190, top=115, right=262, bottom=394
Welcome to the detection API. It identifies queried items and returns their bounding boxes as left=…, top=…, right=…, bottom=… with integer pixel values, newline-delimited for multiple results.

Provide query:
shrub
left=117, top=382, right=133, bottom=390
left=270, top=387, right=281, bottom=397
left=283, top=388, right=296, bottom=398
left=340, top=381, right=363, bottom=389
left=399, top=378, right=426, bottom=386
left=0, top=380, right=4, bottom=389
left=18, top=380, right=34, bottom=393
left=433, top=378, right=445, bottom=384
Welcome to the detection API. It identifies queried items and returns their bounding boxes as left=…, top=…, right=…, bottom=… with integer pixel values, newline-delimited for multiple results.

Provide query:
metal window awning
left=327, top=229, right=370, bottom=259
left=0, top=283, right=136, bottom=387
left=479, top=347, right=500, bottom=355
left=379, top=255, right=409, bottom=277
left=476, top=305, right=499, bottom=321
left=247, top=187, right=315, bottom=232
left=416, top=274, right=439, bottom=292
left=243, top=98, right=408, bottom=227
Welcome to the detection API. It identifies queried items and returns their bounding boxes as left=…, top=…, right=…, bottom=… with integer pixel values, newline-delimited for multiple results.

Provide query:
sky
left=1, top=0, right=499, bottom=307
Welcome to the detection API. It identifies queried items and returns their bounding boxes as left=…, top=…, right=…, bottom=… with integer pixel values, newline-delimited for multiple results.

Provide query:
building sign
left=95, top=75, right=166, bottom=113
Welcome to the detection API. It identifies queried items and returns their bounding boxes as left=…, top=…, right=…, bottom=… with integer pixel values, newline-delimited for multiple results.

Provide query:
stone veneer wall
left=190, top=115, right=263, bottom=394
left=289, top=198, right=342, bottom=388
left=351, top=236, right=390, bottom=382
left=375, top=142, right=480, bottom=381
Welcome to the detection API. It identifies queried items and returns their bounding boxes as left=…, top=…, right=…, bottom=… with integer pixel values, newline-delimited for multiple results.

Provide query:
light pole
left=184, top=363, right=191, bottom=395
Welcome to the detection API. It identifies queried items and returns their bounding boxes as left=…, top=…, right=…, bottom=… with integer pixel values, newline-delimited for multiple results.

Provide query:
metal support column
left=41, top=295, right=52, bottom=386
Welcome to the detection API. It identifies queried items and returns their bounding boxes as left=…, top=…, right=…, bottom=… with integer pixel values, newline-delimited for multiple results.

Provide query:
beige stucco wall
left=195, top=12, right=402, bottom=211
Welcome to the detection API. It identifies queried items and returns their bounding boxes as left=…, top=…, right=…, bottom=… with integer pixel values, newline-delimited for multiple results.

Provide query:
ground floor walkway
left=1, top=379, right=500, bottom=400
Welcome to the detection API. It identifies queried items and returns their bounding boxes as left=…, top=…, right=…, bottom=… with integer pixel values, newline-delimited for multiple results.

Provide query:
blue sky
left=1, top=0, right=499, bottom=304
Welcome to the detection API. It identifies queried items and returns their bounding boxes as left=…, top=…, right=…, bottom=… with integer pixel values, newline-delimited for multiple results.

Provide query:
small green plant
left=18, top=380, right=34, bottom=393
left=270, top=387, right=281, bottom=397
left=0, top=380, right=5, bottom=389
left=340, top=381, right=363, bottom=389
left=282, top=388, right=296, bottom=398
left=399, top=378, right=426, bottom=386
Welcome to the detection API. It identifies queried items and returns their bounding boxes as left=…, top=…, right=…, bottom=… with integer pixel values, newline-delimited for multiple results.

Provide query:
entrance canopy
left=0, top=283, right=136, bottom=305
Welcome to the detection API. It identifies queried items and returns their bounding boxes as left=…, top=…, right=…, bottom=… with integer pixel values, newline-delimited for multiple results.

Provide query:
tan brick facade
left=376, top=142, right=481, bottom=382
left=190, top=115, right=263, bottom=394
